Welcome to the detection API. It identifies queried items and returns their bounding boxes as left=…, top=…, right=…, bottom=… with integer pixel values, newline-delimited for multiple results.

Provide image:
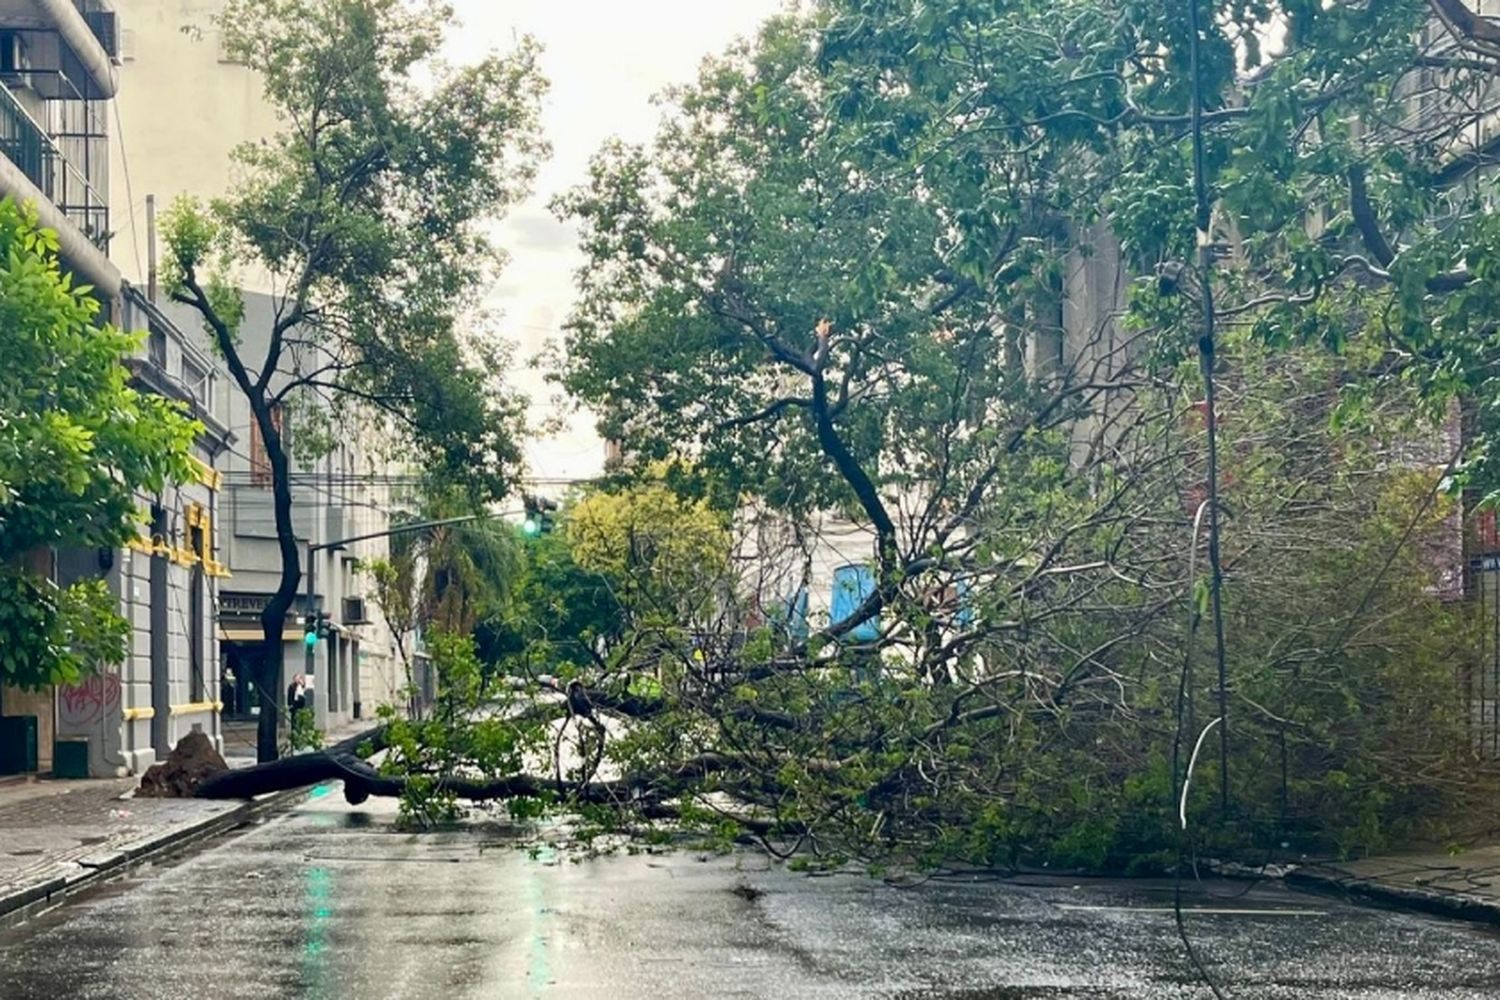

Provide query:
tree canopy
left=536, top=0, right=1500, bottom=866
left=0, top=198, right=198, bottom=688
left=220, top=0, right=1500, bottom=867
left=163, top=0, right=547, bottom=761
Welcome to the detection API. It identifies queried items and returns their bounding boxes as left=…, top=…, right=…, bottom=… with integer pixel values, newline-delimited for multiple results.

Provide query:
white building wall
left=110, top=0, right=282, bottom=292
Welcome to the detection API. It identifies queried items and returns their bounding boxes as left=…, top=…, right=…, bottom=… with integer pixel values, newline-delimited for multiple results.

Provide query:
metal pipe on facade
left=32, top=0, right=118, bottom=98
left=146, top=193, right=157, bottom=303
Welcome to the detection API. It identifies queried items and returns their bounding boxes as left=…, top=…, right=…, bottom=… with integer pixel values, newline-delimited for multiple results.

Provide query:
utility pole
left=145, top=194, right=157, bottom=304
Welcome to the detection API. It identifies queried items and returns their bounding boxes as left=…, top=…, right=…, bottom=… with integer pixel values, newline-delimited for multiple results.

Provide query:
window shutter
left=831, top=564, right=879, bottom=641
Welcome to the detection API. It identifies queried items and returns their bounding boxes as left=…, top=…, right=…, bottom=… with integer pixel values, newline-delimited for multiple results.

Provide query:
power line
left=110, top=96, right=146, bottom=284
left=214, top=440, right=400, bottom=520
left=1177, top=0, right=1231, bottom=996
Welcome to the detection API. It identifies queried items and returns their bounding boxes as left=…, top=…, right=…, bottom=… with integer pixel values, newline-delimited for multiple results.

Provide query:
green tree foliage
left=528, top=1, right=1500, bottom=868
left=565, top=475, right=730, bottom=622
left=375, top=630, right=543, bottom=826
left=232, top=0, right=1500, bottom=869
left=806, top=0, right=1500, bottom=487
left=161, top=0, right=546, bottom=761
left=486, top=475, right=730, bottom=685
left=368, top=486, right=523, bottom=711
left=0, top=198, right=198, bottom=688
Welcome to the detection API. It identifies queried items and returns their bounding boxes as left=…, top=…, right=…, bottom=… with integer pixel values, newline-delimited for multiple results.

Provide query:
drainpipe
left=206, top=430, right=230, bottom=755
left=0, top=158, right=121, bottom=299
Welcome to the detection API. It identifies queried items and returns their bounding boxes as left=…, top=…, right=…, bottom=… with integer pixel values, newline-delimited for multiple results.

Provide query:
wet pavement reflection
left=0, top=787, right=1498, bottom=998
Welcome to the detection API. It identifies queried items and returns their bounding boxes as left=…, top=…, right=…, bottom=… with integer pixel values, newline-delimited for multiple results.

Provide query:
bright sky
left=446, top=1, right=786, bottom=484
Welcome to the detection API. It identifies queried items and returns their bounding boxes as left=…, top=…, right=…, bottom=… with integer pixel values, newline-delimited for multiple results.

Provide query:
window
left=181, top=355, right=207, bottom=406
left=183, top=502, right=214, bottom=568
left=956, top=577, right=974, bottom=628
left=188, top=521, right=206, bottom=703
left=147, top=326, right=167, bottom=368
left=248, top=405, right=283, bottom=488
left=831, top=564, right=879, bottom=642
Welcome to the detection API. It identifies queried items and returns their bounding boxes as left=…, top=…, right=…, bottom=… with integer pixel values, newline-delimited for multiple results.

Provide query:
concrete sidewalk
left=0, top=777, right=260, bottom=924
left=0, top=719, right=375, bottom=924
left=1290, top=845, right=1500, bottom=925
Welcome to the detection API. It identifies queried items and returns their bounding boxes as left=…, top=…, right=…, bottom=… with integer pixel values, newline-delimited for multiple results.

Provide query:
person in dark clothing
left=287, top=674, right=308, bottom=713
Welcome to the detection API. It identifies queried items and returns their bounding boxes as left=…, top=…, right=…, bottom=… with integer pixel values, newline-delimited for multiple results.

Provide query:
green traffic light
left=522, top=517, right=540, bottom=536
left=304, top=630, right=319, bottom=648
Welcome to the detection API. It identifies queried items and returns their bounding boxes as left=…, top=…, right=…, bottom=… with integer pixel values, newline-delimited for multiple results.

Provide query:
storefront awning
left=218, top=627, right=306, bottom=642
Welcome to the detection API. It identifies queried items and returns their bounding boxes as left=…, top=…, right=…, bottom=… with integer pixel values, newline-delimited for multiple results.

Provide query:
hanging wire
left=1186, top=0, right=1233, bottom=815
left=1176, top=0, right=1233, bottom=995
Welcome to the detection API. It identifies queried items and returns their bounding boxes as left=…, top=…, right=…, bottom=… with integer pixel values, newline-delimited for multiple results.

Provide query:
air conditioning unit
left=0, top=34, right=31, bottom=76
left=342, top=596, right=370, bottom=625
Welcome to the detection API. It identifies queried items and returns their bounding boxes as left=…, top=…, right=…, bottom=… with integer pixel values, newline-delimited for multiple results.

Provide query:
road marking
left=528, top=846, right=556, bottom=997
left=1055, top=905, right=1327, bottom=916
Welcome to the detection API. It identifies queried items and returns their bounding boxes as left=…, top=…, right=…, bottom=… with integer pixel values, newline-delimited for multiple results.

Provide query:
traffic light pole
left=299, top=510, right=524, bottom=673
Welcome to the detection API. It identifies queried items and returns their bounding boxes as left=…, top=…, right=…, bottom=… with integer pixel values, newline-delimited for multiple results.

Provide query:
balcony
left=0, top=78, right=105, bottom=247
left=0, top=0, right=117, bottom=99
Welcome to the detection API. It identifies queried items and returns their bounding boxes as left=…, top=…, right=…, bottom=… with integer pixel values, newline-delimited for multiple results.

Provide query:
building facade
left=0, top=0, right=116, bottom=306
left=107, top=286, right=232, bottom=774
left=0, top=0, right=236, bottom=776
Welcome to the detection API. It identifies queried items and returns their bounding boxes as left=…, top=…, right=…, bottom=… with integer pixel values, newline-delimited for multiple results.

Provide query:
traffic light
left=302, top=611, right=331, bottom=647
left=522, top=494, right=557, bottom=537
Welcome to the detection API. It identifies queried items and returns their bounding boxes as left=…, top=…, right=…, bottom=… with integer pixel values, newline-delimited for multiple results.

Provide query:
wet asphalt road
left=2, top=788, right=1500, bottom=998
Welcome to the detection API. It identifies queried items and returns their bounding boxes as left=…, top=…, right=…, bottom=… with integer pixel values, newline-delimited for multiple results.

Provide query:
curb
left=0, top=784, right=309, bottom=929
left=1287, top=867, right=1500, bottom=927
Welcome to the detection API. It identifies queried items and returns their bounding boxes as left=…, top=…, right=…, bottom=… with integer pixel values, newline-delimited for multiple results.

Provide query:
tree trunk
left=170, top=276, right=304, bottom=765
left=252, top=392, right=302, bottom=764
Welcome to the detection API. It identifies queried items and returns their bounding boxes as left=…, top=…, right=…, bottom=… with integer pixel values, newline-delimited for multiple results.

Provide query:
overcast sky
left=445, top=1, right=786, bottom=484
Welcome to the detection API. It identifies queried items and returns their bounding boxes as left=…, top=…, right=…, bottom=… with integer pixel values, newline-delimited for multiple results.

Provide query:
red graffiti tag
left=59, top=673, right=121, bottom=726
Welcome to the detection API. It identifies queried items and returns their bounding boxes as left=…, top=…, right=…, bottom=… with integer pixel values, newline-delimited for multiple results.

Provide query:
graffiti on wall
left=59, top=673, right=122, bottom=726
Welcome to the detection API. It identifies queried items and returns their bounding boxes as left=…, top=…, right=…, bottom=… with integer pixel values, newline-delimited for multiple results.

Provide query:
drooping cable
left=1177, top=0, right=1233, bottom=996
left=111, top=97, right=146, bottom=284
left=1187, top=0, right=1233, bottom=816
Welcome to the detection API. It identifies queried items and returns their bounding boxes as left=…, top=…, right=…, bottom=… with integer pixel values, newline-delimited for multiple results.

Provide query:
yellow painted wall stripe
left=122, top=706, right=155, bottom=721
left=168, top=701, right=223, bottom=716
left=188, top=457, right=224, bottom=491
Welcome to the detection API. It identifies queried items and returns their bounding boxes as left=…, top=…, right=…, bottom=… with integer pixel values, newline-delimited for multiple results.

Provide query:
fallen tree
left=195, top=749, right=552, bottom=806
left=177, top=0, right=1500, bottom=871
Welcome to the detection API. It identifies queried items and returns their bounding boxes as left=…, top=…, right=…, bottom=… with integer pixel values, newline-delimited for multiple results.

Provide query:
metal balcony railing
left=0, top=81, right=108, bottom=248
